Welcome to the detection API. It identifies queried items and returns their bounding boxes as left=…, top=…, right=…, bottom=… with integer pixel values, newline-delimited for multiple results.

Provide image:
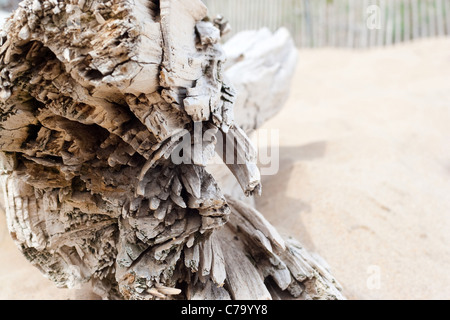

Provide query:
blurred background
left=205, top=0, right=450, bottom=47
left=1, top=0, right=450, bottom=300
left=204, top=0, right=450, bottom=48
left=0, top=0, right=17, bottom=11
left=3, top=0, right=450, bottom=47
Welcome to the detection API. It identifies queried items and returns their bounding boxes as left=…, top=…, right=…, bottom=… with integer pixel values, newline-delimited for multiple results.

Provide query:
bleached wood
left=0, top=0, right=344, bottom=300
left=223, top=27, right=297, bottom=132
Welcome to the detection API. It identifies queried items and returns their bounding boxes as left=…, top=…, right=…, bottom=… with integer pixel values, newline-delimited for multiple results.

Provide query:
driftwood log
left=0, top=0, right=344, bottom=300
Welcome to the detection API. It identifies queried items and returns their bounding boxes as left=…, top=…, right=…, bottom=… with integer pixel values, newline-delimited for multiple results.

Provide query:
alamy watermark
left=170, top=122, right=280, bottom=176
left=65, top=4, right=82, bottom=31
left=367, top=265, right=381, bottom=290
left=366, top=1, right=385, bottom=30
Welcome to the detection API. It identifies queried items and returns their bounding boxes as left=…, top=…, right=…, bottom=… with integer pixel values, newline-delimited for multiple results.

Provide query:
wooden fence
left=203, top=0, right=450, bottom=48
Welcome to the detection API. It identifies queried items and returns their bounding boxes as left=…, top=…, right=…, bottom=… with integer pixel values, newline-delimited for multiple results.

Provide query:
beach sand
left=257, top=38, right=450, bottom=299
left=1, top=38, right=450, bottom=299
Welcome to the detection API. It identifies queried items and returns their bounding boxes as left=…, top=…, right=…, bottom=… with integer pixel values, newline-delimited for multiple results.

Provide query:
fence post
left=395, top=0, right=402, bottom=44
left=411, top=0, right=420, bottom=39
left=404, top=0, right=411, bottom=42
left=436, top=0, right=445, bottom=36
left=428, top=0, right=437, bottom=37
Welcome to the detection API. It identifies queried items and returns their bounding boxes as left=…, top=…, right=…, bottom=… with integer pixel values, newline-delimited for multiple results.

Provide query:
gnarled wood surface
left=0, top=0, right=344, bottom=300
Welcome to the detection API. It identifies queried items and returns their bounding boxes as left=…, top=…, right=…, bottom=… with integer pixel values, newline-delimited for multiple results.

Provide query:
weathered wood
left=223, top=27, right=297, bottom=132
left=0, top=0, right=344, bottom=300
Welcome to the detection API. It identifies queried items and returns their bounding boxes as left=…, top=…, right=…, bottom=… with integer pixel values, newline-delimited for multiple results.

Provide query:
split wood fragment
left=0, top=0, right=344, bottom=300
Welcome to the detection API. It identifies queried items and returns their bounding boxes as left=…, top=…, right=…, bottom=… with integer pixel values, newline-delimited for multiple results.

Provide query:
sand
left=1, top=37, right=450, bottom=299
left=257, top=38, right=450, bottom=300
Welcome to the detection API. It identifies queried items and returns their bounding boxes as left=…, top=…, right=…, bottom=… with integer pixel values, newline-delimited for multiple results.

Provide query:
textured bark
left=0, top=0, right=344, bottom=300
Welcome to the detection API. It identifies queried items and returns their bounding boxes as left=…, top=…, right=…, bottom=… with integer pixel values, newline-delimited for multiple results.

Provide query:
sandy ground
left=257, top=38, right=450, bottom=300
left=1, top=37, right=450, bottom=299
